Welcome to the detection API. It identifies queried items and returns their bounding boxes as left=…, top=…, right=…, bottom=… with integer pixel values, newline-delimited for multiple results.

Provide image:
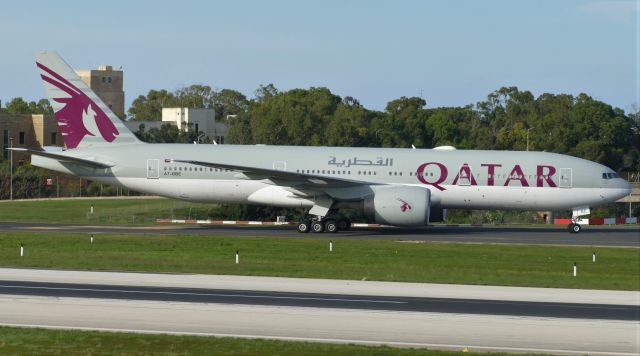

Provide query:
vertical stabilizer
left=34, top=51, right=141, bottom=148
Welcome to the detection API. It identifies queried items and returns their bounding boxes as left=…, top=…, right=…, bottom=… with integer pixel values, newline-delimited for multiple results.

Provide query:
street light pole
left=9, top=137, right=13, bottom=201
left=526, top=127, right=535, bottom=151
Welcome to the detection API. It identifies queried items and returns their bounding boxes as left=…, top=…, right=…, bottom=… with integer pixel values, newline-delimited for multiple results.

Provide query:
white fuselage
left=32, top=144, right=632, bottom=212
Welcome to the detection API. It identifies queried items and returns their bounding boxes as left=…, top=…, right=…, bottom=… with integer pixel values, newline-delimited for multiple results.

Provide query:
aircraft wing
left=8, top=147, right=114, bottom=168
left=172, top=159, right=377, bottom=188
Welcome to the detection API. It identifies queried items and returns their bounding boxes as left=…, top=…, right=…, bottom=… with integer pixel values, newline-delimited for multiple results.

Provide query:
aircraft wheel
left=311, top=221, right=325, bottom=233
left=337, top=218, right=350, bottom=231
left=570, top=223, right=582, bottom=234
left=325, top=220, right=338, bottom=233
left=297, top=220, right=311, bottom=233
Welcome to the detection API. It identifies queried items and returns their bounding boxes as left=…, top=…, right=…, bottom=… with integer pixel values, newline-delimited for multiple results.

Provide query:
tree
left=214, top=89, right=249, bottom=121
left=249, top=87, right=340, bottom=146
left=3, top=97, right=54, bottom=115
left=254, top=84, right=278, bottom=103
left=426, top=106, right=476, bottom=148
left=128, top=89, right=177, bottom=120
left=175, top=84, right=215, bottom=108
left=374, top=96, right=428, bottom=148
left=5, top=97, right=31, bottom=114
left=324, top=100, right=375, bottom=147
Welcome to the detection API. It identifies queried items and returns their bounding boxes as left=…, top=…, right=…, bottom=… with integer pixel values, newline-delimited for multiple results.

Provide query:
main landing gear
left=297, top=217, right=351, bottom=234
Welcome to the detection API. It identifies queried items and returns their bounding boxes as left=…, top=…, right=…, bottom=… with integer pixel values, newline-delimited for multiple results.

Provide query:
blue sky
left=0, top=0, right=638, bottom=113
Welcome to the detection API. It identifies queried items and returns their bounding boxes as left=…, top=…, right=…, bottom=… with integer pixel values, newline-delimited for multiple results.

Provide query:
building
left=125, top=108, right=228, bottom=144
left=75, top=65, right=125, bottom=120
left=162, top=108, right=227, bottom=143
left=0, top=113, right=61, bottom=164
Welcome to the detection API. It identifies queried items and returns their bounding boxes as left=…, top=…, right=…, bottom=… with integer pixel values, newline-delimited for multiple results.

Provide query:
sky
left=0, top=0, right=638, bottom=113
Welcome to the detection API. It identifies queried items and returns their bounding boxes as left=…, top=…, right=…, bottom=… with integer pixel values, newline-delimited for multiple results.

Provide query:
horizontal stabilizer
left=8, top=147, right=114, bottom=168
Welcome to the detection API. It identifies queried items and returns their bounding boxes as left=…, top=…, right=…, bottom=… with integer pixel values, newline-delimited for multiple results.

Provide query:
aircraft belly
left=112, top=178, right=265, bottom=203
left=440, top=186, right=606, bottom=210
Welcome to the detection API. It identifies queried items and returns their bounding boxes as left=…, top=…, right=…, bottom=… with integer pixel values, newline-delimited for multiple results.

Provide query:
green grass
left=1, top=232, right=637, bottom=290
left=0, top=326, right=531, bottom=356
left=0, top=198, right=215, bottom=224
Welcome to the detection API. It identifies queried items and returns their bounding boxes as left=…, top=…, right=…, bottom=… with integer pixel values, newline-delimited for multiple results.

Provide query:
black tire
left=311, top=221, right=325, bottom=233
left=568, top=223, right=575, bottom=233
left=325, top=220, right=338, bottom=233
left=297, top=221, right=311, bottom=233
left=571, top=223, right=581, bottom=233
left=337, top=219, right=349, bottom=231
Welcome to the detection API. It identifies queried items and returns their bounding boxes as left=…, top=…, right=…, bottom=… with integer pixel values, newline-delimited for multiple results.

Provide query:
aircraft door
left=273, top=161, right=287, bottom=171
left=559, top=168, right=572, bottom=188
left=146, top=159, right=160, bottom=179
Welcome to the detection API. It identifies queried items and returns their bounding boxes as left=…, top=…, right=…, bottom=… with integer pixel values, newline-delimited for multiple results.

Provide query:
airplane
left=10, top=52, right=632, bottom=234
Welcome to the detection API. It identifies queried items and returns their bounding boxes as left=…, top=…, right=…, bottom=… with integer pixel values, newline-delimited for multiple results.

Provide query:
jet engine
left=363, top=186, right=431, bottom=226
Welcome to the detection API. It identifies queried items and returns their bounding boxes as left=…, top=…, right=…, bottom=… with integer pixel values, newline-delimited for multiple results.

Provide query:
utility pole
left=526, top=127, right=535, bottom=151
left=9, top=136, right=13, bottom=200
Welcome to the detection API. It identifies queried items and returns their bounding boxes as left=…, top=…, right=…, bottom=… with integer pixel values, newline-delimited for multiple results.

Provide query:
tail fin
left=34, top=51, right=141, bottom=149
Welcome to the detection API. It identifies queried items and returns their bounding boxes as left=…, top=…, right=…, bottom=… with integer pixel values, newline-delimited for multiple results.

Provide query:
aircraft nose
left=612, top=179, right=632, bottom=201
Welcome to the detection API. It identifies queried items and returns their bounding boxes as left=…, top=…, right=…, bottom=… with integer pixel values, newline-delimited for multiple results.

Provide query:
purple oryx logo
left=397, top=198, right=412, bottom=212
left=37, top=62, right=119, bottom=148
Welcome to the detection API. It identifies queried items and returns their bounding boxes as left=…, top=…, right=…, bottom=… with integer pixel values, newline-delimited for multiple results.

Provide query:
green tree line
left=128, top=84, right=639, bottom=172
left=0, top=97, right=53, bottom=115
left=6, top=84, right=637, bottom=171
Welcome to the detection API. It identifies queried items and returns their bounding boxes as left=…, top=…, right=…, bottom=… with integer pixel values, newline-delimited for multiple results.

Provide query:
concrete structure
left=123, top=108, right=228, bottom=144
left=0, top=113, right=61, bottom=163
left=75, top=65, right=125, bottom=120
left=161, top=108, right=227, bottom=143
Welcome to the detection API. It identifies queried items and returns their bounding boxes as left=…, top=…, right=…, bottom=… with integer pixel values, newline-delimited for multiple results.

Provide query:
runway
left=0, top=221, right=638, bottom=247
left=0, top=268, right=638, bottom=355
left=1, top=280, right=636, bottom=320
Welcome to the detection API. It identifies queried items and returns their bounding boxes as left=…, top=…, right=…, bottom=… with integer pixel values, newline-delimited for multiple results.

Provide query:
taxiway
left=0, top=221, right=638, bottom=247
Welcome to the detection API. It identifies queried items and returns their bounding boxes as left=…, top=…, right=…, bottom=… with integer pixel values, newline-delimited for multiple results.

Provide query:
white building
left=161, top=108, right=227, bottom=144
left=125, top=107, right=228, bottom=144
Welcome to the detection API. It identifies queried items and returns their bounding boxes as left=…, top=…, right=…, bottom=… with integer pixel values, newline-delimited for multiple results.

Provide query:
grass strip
left=0, top=326, right=534, bottom=356
left=0, top=198, right=214, bottom=224
left=0, top=232, right=637, bottom=290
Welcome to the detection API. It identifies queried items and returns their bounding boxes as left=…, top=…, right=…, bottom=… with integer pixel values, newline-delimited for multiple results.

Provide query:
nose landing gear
left=568, top=222, right=582, bottom=233
left=568, top=207, right=589, bottom=234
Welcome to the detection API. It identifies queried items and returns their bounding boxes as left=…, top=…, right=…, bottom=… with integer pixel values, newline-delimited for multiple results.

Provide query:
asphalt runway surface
left=1, top=269, right=638, bottom=355
left=1, top=221, right=638, bottom=247
left=0, top=280, right=636, bottom=321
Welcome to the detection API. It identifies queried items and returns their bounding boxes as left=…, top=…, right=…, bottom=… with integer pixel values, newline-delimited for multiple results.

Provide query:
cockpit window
left=602, top=172, right=621, bottom=179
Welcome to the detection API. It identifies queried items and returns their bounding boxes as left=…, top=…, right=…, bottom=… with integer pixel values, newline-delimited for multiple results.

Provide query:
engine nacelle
left=363, top=186, right=431, bottom=226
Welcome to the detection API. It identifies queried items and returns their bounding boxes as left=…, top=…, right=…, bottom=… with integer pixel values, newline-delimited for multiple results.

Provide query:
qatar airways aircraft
left=12, top=52, right=631, bottom=234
